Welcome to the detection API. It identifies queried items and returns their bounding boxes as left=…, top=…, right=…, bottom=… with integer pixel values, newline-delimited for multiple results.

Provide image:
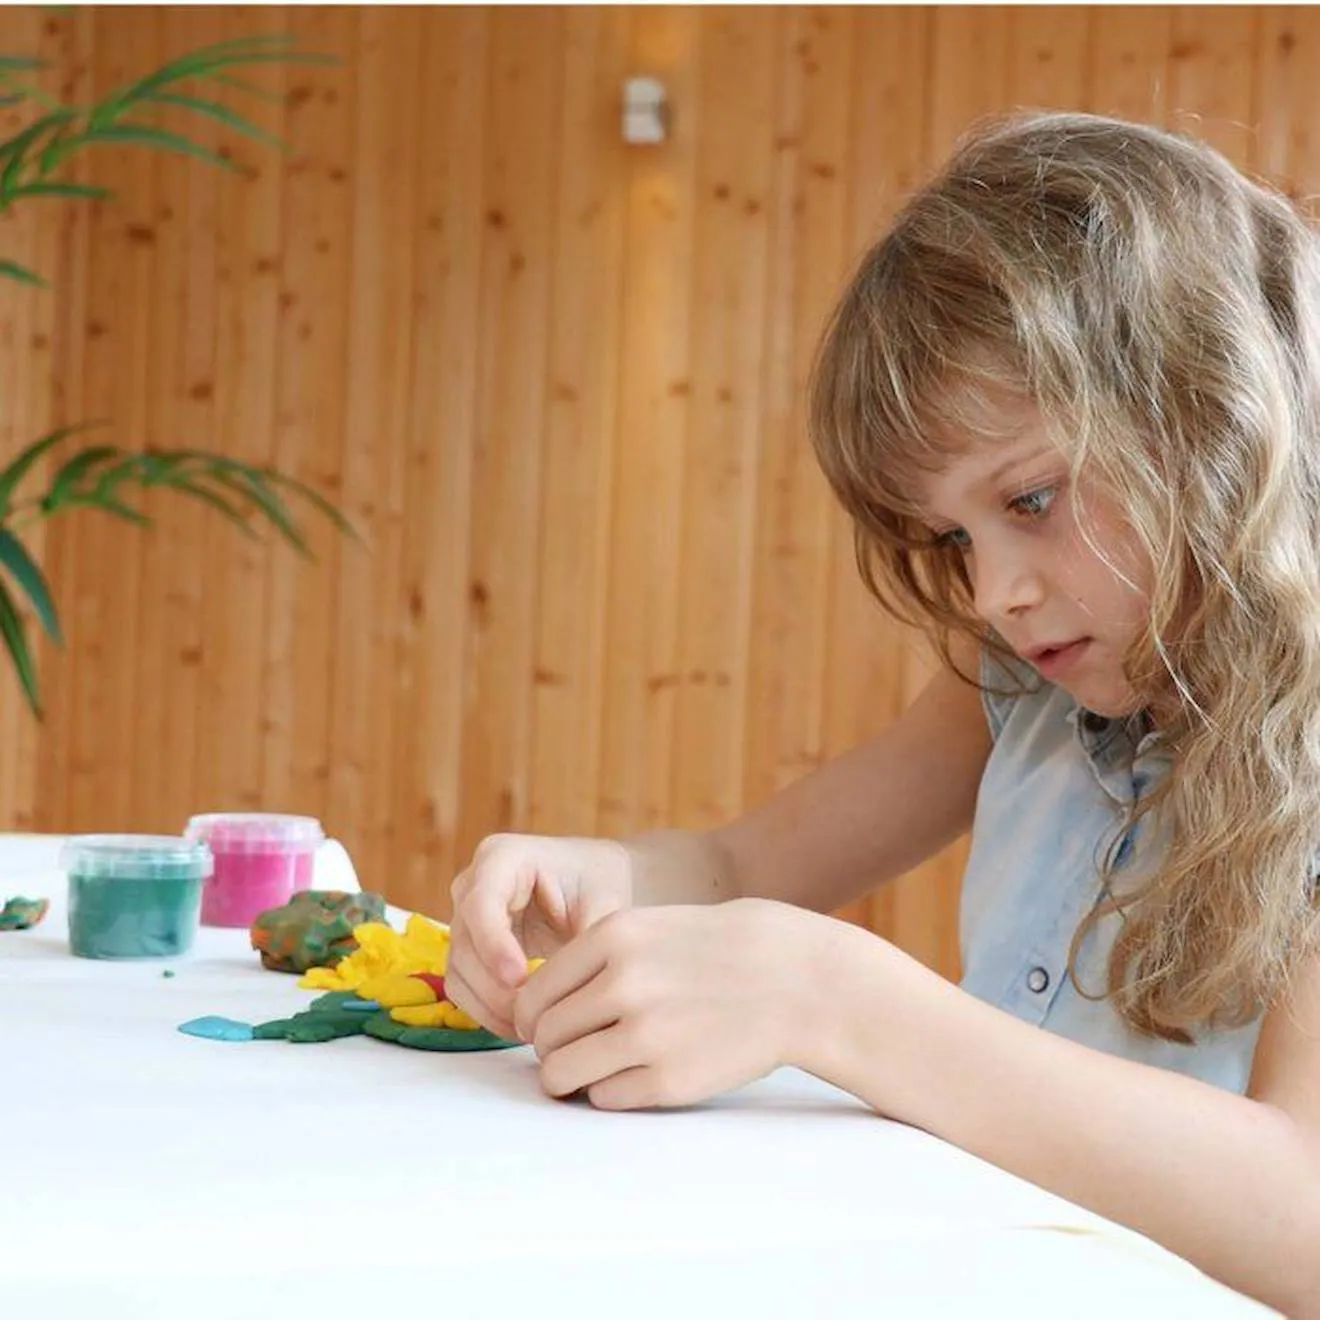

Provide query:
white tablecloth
left=1, top=835, right=1275, bottom=1318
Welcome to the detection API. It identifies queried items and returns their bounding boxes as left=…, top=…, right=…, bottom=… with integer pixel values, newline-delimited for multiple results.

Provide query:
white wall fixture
left=622, top=76, right=668, bottom=145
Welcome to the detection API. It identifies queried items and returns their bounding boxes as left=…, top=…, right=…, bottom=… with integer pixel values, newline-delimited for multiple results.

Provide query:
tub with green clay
left=62, top=835, right=214, bottom=960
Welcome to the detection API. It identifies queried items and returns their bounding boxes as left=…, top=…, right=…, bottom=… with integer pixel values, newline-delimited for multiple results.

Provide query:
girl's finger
left=443, top=957, right=519, bottom=1042
left=538, top=1021, right=639, bottom=1099
left=464, top=876, right=536, bottom=987
left=526, top=975, right=619, bottom=1060
left=512, top=928, right=610, bottom=1045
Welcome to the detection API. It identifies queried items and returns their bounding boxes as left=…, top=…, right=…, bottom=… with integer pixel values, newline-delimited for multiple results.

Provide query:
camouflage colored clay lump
left=250, top=890, right=388, bottom=973
left=0, top=896, right=49, bottom=930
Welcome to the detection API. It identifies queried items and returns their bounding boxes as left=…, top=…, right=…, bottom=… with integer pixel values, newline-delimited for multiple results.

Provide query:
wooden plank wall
left=0, top=5, right=1314, bottom=980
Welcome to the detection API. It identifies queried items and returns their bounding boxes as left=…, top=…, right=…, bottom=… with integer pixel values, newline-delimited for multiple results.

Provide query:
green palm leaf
left=139, top=90, right=285, bottom=151
left=0, top=577, right=40, bottom=717
left=207, top=465, right=307, bottom=555
left=0, top=34, right=350, bottom=719
left=40, top=444, right=123, bottom=511
left=0, top=527, right=61, bottom=644
left=0, top=258, right=46, bottom=287
left=5, top=180, right=109, bottom=201
left=264, top=469, right=358, bottom=540
left=79, top=122, right=237, bottom=172
left=0, top=422, right=104, bottom=515
left=165, top=480, right=259, bottom=538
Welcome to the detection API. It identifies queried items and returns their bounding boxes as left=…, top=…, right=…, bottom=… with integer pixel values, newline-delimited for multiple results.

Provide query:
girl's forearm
left=800, top=922, right=1320, bottom=1318
left=623, top=830, right=740, bottom=907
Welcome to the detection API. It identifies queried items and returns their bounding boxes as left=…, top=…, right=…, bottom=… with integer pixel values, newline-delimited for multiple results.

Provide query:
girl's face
left=914, top=402, right=1153, bottom=718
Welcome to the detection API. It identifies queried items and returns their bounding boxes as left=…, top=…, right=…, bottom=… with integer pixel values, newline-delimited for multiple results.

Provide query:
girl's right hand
left=446, top=833, right=634, bottom=1041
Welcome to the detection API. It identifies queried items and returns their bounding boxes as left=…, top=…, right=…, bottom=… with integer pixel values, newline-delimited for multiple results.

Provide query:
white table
left=1, top=834, right=1276, bottom=1319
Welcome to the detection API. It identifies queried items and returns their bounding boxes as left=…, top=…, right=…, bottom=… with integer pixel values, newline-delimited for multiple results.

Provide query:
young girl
left=446, top=111, right=1320, bottom=1316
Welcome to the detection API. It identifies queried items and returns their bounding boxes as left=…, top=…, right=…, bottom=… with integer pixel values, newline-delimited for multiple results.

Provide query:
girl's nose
left=972, top=548, right=1045, bottom=622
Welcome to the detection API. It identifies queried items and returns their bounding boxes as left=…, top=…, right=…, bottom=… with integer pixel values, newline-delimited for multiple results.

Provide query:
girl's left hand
left=512, top=898, right=830, bottom=1110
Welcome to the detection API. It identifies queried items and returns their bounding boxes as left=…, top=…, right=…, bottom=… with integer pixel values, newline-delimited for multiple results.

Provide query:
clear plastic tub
left=185, top=813, right=325, bottom=928
left=62, top=835, right=214, bottom=959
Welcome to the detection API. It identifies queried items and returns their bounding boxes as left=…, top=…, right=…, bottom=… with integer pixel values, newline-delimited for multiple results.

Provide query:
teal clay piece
left=178, top=1016, right=256, bottom=1042
left=0, top=896, right=48, bottom=930
left=249, top=890, right=388, bottom=973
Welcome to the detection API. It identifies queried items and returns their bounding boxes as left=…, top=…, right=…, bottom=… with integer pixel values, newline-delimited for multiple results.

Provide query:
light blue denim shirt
left=959, top=648, right=1262, bottom=1094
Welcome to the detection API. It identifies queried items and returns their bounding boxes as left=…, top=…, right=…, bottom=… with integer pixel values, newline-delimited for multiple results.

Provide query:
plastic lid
left=185, top=812, right=325, bottom=854
left=61, top=834, right=214, bottom=882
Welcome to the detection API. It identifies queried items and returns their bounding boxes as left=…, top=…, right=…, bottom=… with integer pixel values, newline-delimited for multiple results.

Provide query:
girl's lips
left=1027, top=638, right=1091, bottom=680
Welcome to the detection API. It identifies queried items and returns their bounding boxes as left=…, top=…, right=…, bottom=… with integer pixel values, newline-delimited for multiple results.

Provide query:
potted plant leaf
left=0, top=31, right=353, bottom=718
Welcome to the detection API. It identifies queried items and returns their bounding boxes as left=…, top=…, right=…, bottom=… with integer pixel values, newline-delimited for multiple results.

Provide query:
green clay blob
left=362, top=1011, right=521, bottom=1053
left=0, top=896, right=49, bottom=930
left=250, top=890, right=388, bottom=973
left=252, top=991, right=371, bottom=1043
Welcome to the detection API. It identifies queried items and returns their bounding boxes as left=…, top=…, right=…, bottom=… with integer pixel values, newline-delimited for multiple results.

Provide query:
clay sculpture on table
left=249, top=889, right=387, bottom=973
left=182, top=912, right=539, bottom=1053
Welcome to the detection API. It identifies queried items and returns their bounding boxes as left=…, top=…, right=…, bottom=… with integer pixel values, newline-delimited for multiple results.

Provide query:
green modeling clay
left=0, top=896, right=49, bottom=930
left=250, top=890, right=388, bottom=973
left=362, top=1012, right=519, bottom=1053
left=178, top=991, right=522, bottom=1054
left=251, top=990, right=373, bottom=1043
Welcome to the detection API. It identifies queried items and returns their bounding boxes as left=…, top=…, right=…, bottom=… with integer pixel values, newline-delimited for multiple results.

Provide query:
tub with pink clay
left=185, top=813, right=325, bottom=928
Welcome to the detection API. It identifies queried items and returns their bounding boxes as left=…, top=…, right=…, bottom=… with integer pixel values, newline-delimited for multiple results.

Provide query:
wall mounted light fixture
left=622, top=76, right=668, bottom=145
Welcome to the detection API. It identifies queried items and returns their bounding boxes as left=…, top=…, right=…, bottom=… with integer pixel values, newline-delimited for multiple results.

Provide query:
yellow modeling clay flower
left=389, top=1001, right=481, bottom=1030
left=298, top=914, right=451, bottom=991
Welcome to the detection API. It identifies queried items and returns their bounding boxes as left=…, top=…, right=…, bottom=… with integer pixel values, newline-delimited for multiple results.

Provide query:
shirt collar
left=1065, top=703, right=1168, bottom=805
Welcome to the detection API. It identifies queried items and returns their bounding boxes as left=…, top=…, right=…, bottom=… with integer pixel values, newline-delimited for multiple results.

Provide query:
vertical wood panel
left=1256, top=9, right=1320, bottom=196
left=390, top=10, right=489, bottom=912
left=597, top=8, right=701, bottom=838
left=132, top=6, right=223, bottom=833
left=33, top=7, right=94, bottom=834
left=928, top=6, right=1012, bottom=161
left=0, top=6, right=1314, bottom=982
left=743, top=5, right=853, bottom=825
left=328, top=8, right=422, bottom=883
left=1167, top=7, right=1261, bottom=162
left=527, top=9, right=630, bottom=843
left=1086, top=8, right=1174, bottom=121
left=61, top=10, right=161, bottom=832
left=194, top=4, right=289, bottom=818
left=261, top=7, right=357, bottom=826
left=1010, top=7, right=1091, bottom=109
left=454, top=8, right=563, bottom=864
left=669, top=9, right=777, bottom=832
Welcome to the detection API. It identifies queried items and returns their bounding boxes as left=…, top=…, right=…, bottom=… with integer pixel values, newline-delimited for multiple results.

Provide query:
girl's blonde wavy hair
left=810, top=110, right=1320, bottom=1043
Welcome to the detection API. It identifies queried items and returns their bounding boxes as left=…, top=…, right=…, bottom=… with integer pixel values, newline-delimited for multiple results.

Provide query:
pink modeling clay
left=186, top=813, right=324, bottom=929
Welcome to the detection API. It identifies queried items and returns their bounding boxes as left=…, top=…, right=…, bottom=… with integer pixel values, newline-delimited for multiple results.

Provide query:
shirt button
left=1027, top=967, right=1050, bottom=994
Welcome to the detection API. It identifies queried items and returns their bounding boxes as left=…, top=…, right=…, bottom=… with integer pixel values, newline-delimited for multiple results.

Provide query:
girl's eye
left=1009, top=485, right=1057, bottom=519
left=935, top=526, right=972, bottom=551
